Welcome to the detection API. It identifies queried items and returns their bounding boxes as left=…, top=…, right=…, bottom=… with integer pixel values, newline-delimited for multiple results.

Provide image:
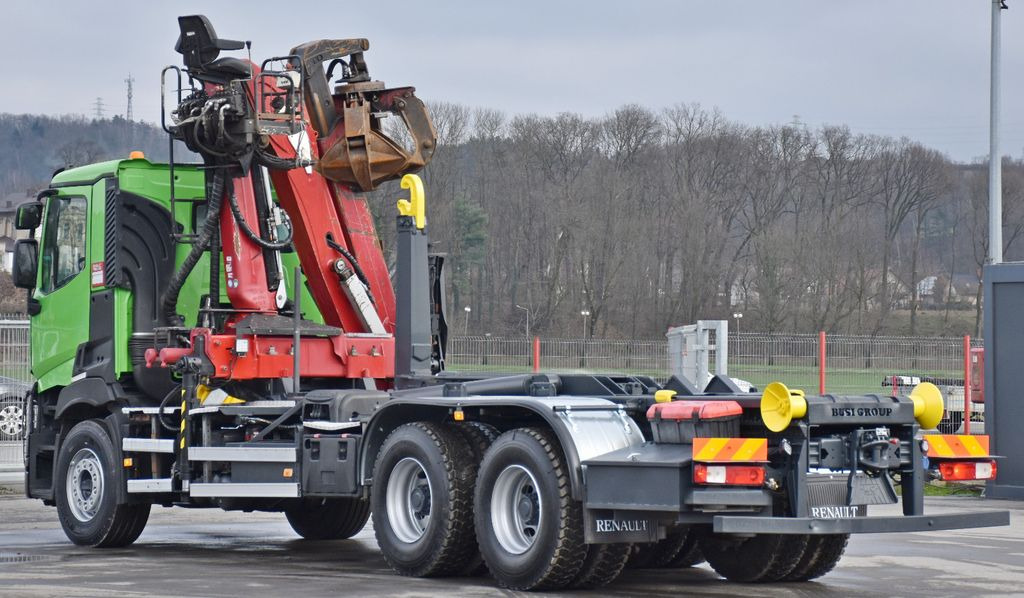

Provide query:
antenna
left=125, top=73, right=135, bottom=122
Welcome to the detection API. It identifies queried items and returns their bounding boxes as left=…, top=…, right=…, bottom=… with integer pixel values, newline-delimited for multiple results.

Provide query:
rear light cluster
left=693, top=463, right=765, bottom=486
left=938, top=460, right=997, bottom=481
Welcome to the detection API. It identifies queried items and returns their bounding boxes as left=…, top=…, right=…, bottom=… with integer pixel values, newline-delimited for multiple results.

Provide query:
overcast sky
left=4, top=1, right=1023, bottom=162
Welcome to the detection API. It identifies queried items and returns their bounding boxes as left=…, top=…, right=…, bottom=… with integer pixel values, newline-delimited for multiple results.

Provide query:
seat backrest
left=175, top=15, right=245, bottom=70
left=175, top=15, right=221, bottom=69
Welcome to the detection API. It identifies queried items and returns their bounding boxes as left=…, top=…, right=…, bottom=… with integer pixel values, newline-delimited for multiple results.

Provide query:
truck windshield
left=39, top=195, right=87, bottom=293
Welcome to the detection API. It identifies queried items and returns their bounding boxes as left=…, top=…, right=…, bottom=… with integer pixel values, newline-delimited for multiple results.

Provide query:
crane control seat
left=175, top=14, right=251, bottom=83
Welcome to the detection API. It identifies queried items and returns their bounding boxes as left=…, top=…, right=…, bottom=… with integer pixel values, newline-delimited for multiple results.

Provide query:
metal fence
left=447, top=332, right=980, bottom=397
left=447, top=336, right=668, bottom=379
left=0, top=315, right=30, bottom=467
left=0, top=320, right=985, bottom=466
left=729, top=333, right=979, bottom=395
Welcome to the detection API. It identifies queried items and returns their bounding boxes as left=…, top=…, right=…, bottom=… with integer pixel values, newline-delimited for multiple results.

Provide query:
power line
left=93, top=97, right=105, bottom=120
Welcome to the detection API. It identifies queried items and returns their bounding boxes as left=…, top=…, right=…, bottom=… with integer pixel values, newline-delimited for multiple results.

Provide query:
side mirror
left=12, top=239, right=38, bottom=289
left=15, top=202, right=42, bottom=231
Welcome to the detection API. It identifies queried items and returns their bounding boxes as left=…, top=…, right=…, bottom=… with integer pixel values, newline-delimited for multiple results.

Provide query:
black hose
left=226, top=178, right=293, bottom=250
left=325, top=232, right=373, bottom=292
left=161, top=170, right=226, bottom=326
left=255, top=147, right=308, bottom=171
left=207, top=205, right=220, bottom=323
left=158, top=386, right=181, bottom=433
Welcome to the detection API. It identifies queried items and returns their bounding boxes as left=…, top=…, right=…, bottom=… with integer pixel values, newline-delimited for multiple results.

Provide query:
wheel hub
left=386, top=457, right=432, bottom=544
left=66, top=448, right=104, bottom=523
left=491, top=465, right=542, bottom=555
left=517, top=495, right=534, bottom=520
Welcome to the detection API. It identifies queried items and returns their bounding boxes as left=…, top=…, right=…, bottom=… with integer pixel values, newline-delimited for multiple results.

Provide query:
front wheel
left=474, top=427, right=585, bottom=591
left=55, top=419, right=150, bottom=547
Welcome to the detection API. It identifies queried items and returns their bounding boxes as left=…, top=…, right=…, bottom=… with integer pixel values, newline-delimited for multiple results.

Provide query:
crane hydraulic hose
left=255, top=147, right=311, bottom=171
left=161, top=170, right=226, bottom=326
left=226, top=178, right=294, bottom=251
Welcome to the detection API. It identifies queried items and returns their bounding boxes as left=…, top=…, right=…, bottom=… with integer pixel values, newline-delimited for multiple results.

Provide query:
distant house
left=950, top=274, right=981, bottom=306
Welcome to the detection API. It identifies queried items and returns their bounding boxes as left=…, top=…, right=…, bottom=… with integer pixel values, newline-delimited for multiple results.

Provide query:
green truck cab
left=12, top=155, right=313, bottom=502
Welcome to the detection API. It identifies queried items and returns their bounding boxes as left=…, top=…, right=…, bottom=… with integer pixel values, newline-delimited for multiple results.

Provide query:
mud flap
left=584, top=509, right=662, bottom=544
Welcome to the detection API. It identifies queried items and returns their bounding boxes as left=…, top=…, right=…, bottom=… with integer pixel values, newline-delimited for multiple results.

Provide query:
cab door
left=30, top=192, right=90, bottom=391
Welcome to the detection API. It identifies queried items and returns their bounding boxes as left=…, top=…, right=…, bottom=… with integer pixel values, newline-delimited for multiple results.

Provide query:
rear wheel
left=450, top=422, right=499, bottom=576
left=55, top=419, right=150, bottom=547
left=371, top=422, right=477, bottom=577
left=628, top=526, right=703, bottom=569
left=700, top=532, right=807, bottom=582
left=569, top=542, right=631, bottom=588
left=474, top=427, right=585, bottom=590
left=783, top=534, right=849, bottom=581
left=285, top=497, right=370, bottom=540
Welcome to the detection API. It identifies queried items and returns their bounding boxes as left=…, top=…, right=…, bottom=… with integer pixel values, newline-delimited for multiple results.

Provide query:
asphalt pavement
left=0, top=479, right=1020, bottom=598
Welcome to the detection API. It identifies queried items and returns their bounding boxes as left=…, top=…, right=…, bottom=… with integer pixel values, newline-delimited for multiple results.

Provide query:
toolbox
left=646, top=400, right=742, bottom=443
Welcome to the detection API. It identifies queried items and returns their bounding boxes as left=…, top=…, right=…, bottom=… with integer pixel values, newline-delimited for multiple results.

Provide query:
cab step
left=126, top=478, right=173, bottom=493
left=122, top=438, right=174, bottom=453
left=187, top=446, right=296, bottom=462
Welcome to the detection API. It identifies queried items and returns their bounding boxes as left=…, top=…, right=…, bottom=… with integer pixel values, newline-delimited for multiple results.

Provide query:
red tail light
left=938, top=460, right=997, bottom=481
left=693, top=463, right=765, bottom=486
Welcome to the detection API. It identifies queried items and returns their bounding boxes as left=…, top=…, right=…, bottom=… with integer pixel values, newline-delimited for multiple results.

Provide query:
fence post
left=818, top=331, right=826, bottom=395
left=963, top=335, right=971, bottom=435
left=532, top=336, right=540, bottom=373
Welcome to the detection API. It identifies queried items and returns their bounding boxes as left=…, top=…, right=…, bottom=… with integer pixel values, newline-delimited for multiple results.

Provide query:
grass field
left=446, top=361, right=961, bottom=397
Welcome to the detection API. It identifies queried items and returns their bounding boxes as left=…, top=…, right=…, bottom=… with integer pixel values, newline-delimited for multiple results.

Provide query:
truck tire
left=628, top=526, right=703, bottom=569
left=55, top=419, right=151, bottom=547
left=371, top=422, right=477, bottom=577
left=474, top=427, right=586, bottom=591
left=285, top=497, right=370, bottom=540
left=450, top=421, right=499, bottom=576
left=569, top=543, right=631, bottom=588
left=783, top=534, right=849, bottom=581
left=700, top=532, right=806, bottom=583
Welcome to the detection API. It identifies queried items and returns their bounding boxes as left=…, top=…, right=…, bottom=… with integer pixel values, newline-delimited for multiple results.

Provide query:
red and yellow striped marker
left=924, top=434, right=990, bottom=459
left=693, top=437, right=768, bottom=462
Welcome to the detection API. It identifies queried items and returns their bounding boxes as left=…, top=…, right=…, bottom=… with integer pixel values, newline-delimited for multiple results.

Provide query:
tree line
left=3, top=108, right=1020, bottom=338
left=372, top=102, right=1024, bottom=339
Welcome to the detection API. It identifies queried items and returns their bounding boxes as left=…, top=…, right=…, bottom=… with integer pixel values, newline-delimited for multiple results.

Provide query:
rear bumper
left=713, top=510, right=1010, bottom=535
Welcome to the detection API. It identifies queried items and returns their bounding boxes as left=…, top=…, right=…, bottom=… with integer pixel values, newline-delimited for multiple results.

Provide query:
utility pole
left=989, top=0, right=1008, bottom=264
left=93, top=97, right=105, bottom=120
left=125, top=74, right=136, bottom=145
left=124, top=74, right=135, bottom=122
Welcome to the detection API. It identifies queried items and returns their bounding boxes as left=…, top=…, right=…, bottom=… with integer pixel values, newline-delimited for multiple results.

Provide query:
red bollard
left=964, top=335, right=971, bottom=435
left=818, top=331, right=826, bottom=395
left=532, top=336, right=540, bottom=373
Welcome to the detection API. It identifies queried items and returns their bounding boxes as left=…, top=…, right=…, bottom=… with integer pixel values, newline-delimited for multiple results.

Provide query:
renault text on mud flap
left=595, top=518, right=650, bottom=533
left=831, top=407, right=893, bottom=417
left=811, top=505, right=862, bottom=519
